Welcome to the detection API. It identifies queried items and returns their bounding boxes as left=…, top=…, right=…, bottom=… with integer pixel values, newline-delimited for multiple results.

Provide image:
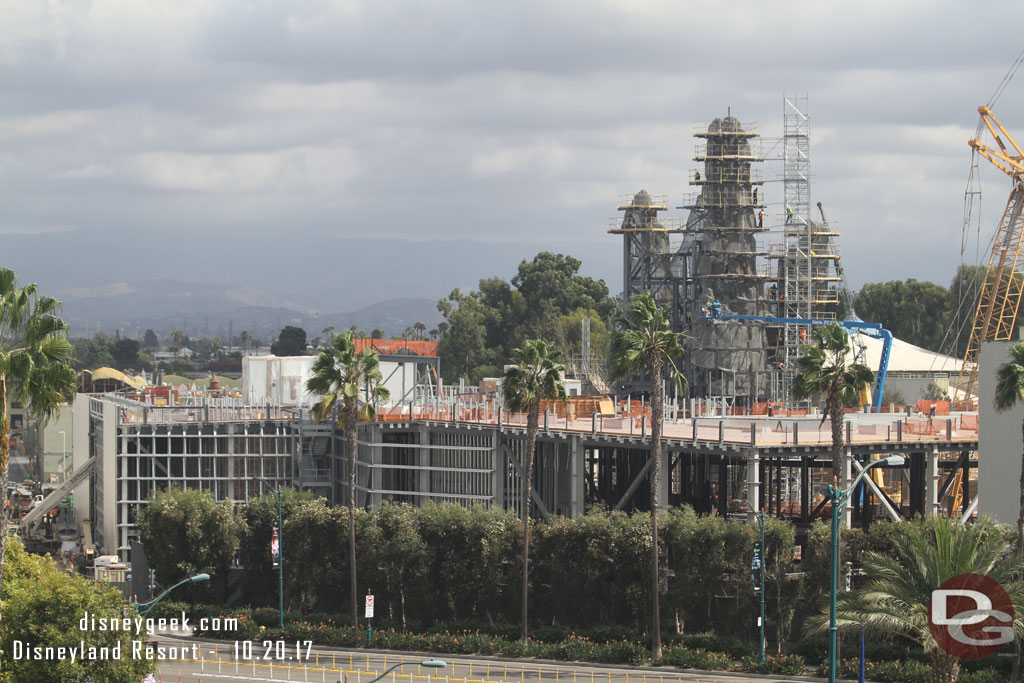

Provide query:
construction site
left=17, top=96, right=1024, bottom=572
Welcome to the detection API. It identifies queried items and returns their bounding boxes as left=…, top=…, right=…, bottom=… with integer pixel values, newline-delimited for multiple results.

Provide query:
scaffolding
left=680, top=116, right=771, bottom=404
left=770, top=96, right=846, bottom=401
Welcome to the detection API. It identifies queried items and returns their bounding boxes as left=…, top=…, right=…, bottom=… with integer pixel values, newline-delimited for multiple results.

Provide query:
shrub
left=658, top=646, right=731, bottom=671
left=830, top=658, right=931, bottom=683
left=739, top=653, right=806, bottom=675
left=960, top=669, right=1009, bottom=683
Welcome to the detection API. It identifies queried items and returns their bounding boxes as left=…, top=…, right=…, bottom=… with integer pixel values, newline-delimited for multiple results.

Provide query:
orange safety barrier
left=960, top=414, right=979, bottom=431
left=353, top=339, right=439, bottom=357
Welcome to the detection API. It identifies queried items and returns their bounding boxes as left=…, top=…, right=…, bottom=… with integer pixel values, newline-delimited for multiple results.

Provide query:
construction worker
left=752, top=187, right=758, bottom=204
left=694, top=170, right=701, bottom=182
left=758, top=209, right=765, bottom=228
left=786, top=204, right=793, bottom=222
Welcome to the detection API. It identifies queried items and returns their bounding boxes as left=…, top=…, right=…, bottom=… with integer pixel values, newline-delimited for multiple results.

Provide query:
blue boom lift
left=703, top=310, right=893, bottom=411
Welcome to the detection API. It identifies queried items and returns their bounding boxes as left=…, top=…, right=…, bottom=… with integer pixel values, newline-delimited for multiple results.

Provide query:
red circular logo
left=929, top=573, right=1015, bottom=659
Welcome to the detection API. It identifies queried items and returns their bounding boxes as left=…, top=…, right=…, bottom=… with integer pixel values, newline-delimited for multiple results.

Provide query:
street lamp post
left=59, top=430, right=66, bottom=482
left=344, top=659, right=447, bottom=683
left=133, top=573, right=210, bottom=618
left=826, top=455, right=905, bottom=683
left=253, top=476, right=284, bottom=630
left=734, top=498, right=766, bottom=665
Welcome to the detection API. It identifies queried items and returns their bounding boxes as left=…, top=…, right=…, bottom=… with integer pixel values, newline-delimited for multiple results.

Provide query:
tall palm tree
left=305, top=332, right=390, bottom=627
left=0, top=267, right=77, bottom=599
left=809, top=515, right=1024, bottom=683
left=609, top=292, right=686, bottom=661
left=502, top=339, right=567, bottom=643
left=995, top=341, right=1024, bottom=557
left=792, top=323, right=874, bottom=483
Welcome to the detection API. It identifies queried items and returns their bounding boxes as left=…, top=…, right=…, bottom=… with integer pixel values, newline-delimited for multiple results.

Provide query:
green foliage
left=740, top=652, right=807, bottom=674
left=831, top=657, right=931, bottom=682
left=0, top=538, right=153, bottom=682
left=137, top=486, right=243, bottom=599
left=142, top=328, right=159, bottom=350
left=994, top=342, right=1024, bottom=412
left=237, top=489, right=316, bottom=606
left=805, top=516, right=1024, bottom=675
left=270, top=325, right=307, bottom=356
left=854, top=278, right=951, bottom=352
left=73, top=333, right=116, bottom=370
left=609, top=292, right=687, bottom=394
left=502, top=339, right=567, bottom=413
left=437, top=252, right=615, bottom=383
left=110, top=337, right=140, bottom=369
left=659, top=644, right=731, bottom=670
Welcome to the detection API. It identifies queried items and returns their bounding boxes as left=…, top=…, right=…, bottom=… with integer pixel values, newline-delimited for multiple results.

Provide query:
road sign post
left=365, top=592, right=374, bottom=643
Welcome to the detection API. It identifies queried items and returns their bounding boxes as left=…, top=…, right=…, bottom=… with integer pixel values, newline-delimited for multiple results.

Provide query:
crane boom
left=704, top=312, right=892, bottom=410
left=956, top=106, right=1024, bottom=397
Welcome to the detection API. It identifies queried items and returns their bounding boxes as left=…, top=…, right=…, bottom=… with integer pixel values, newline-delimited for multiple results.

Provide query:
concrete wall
left=978, top=341, right=1023, bottom=525
left=39, top=407, right=74, bottom=486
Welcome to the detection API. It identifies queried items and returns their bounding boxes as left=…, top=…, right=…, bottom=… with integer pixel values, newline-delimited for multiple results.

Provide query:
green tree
left=809, top=516, right=1024, bottom=683
left=271, top=325, right=308, bottom=356
left=512, top=252, right=615, bottom=322
left=306, top=332, right=390, bottom=626
left=142, top=328, right=159, bottom=350
left=373, top=503, right=428, bottom=630
left=502, top=339, right=567, bottom=642
left=437, top=253, right=615, bottom=383
left=73, top=333, right=114, bottom=370
left=0, top=267, right=76, bottom=623
left=110, top=337, right=140, bottom=369
left=137, top=487, right=242, bottom=601
left=1, top=538, right=153, bottom=682
left=792, top=323, right=874, bottom=482
left=854, top=279, right=950, bottom=352
left=995, top=341, right=1024, bottom=556
left=609, top=292, right=687, bottom=660
left=170, top=329, right=185, bottom=350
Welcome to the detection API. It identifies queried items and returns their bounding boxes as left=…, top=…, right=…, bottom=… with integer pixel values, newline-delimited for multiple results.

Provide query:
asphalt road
left=151, top=638, right=815, bottom=683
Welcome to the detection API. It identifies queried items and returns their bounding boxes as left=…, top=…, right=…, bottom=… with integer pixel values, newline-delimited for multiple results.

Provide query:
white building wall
left=242, top=355, right=319, bottom=407
left=979, top=340, right=1023, bottom=525
left=40, top=407, right=74, bottom=485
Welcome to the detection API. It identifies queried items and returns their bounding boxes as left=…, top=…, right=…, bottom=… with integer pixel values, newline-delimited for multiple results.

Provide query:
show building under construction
left=608, top=98, right=849, bottom=410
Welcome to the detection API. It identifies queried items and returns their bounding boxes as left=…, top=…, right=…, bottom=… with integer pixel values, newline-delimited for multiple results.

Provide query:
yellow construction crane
left=956, top=106, right=1024, bottom=398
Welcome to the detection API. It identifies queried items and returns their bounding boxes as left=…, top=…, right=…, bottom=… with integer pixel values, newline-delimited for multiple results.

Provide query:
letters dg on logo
left=929, top=573, right=1015, bottom=659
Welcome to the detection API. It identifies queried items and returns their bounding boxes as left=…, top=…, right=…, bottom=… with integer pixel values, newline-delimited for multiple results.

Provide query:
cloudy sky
left=3, top=0, right=1024, bottom=311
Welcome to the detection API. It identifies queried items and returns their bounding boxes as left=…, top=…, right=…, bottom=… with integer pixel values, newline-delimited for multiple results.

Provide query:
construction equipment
left=704, top=312, right=892, bottom=410
left=956, top=106, right=1024, bottom=397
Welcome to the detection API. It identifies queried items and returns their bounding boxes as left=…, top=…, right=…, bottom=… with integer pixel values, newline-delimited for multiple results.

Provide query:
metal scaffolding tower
left=771, top=96, right=843, bottom=401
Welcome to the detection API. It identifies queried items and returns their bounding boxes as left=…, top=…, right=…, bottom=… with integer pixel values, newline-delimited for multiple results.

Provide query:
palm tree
left=810, top=515, right=1024, bottom=683
left=502, top=339, right=567, bottom=643
left=170, top=329, right=185, bottom=352
left=995, top=341, right=1024, bottom=557
left=792, top=323, right=874, bottom=483
left=0, top=267, right=77, bottom=597
left=305, top=332, right=390, bottom=627
left=609, top=292, right=687, bottom=661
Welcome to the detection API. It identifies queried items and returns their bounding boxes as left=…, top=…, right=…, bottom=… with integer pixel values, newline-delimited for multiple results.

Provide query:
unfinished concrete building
left=680, top=116, right=770, bottom=403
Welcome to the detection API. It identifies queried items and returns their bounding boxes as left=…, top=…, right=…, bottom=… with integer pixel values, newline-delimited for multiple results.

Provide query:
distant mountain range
left=56, top=279, right=443, bottom=341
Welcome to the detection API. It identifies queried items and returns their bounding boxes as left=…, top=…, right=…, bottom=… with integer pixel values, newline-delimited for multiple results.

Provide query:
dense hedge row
left=230, top=501, right=806, bottom=640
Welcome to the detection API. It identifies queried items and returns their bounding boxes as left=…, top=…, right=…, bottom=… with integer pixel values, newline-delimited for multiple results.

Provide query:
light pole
left=59, top=430, right=66, bottom=482
left=343, top=659, right=447, bottom=683
left=253, top=476, right=284, bottom=630
left=826, top=455, right=905, bottom=683
left=133, top=573, right=210, bottom=618
left=734, top=498, right=766, bottom=665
